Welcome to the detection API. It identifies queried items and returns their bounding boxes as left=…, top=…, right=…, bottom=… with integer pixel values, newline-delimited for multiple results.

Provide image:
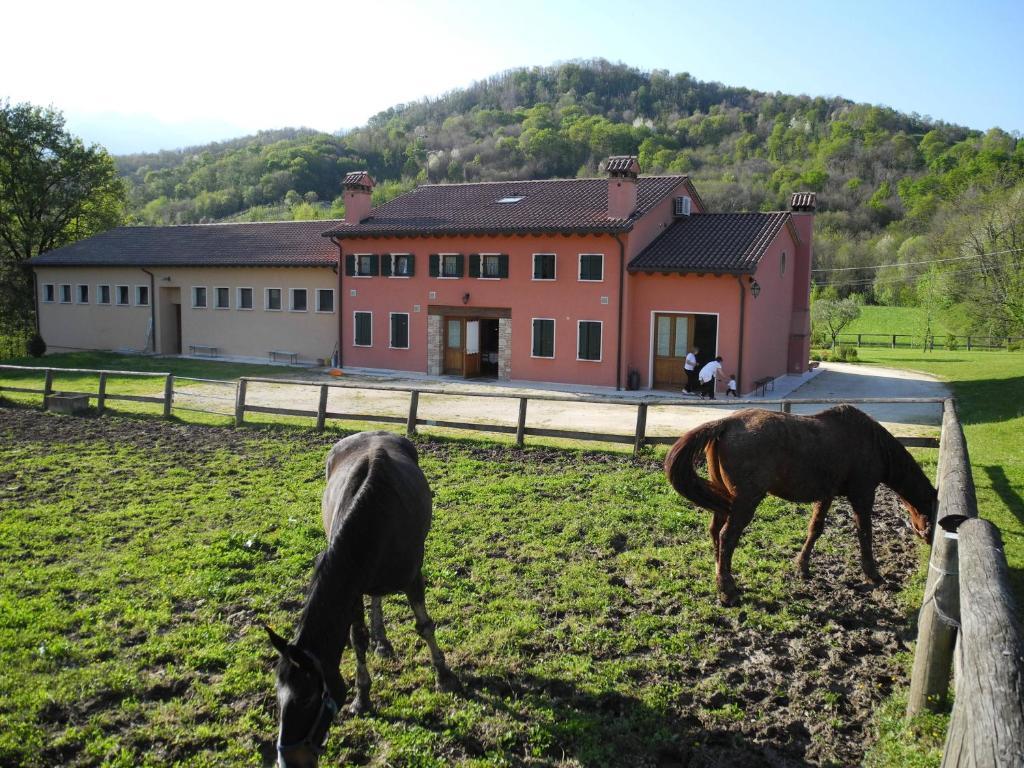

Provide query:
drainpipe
left=735, top=275, right=746, bottom=393
left=330, top=237, right=343, bottom=368
left=613, top=233, right=626, bottom=391
left=141, top=268, right=156, bottom=353
left=31, top=270, right=40, bottom=335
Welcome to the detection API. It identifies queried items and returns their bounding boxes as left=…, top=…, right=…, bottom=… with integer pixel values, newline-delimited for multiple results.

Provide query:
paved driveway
left=189, top=362, right=949, bottom=442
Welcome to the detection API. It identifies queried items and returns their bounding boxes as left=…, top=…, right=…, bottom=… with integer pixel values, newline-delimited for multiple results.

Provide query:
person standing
left=683, top=346, right=700, bottom=394
left=698, top=356, right=724, bottom=399
left=726, top=374, right=739, bottom=397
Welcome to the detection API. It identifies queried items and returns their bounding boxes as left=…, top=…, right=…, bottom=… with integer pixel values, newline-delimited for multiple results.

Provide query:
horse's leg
left=406, top=572, right=460, bottom=693
left=368, top=596, right=395, bottom=658
left=348, top=599, right=373, bottom=715
left=850, top=491, right=883, bottom=585
left=794, top=497, right=833, bottom=578
left=716, top=492, right=762, bottom=606
left=709, top=511, right=727, bottom=564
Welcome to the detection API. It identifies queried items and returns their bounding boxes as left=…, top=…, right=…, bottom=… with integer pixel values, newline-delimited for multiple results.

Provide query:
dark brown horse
left=265, top=431, right=459, bottom=768
left=664, top=405, right=936, bottom=605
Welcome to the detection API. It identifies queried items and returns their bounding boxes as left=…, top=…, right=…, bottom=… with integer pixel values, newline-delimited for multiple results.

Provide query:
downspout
left=31, top=270, right=40, bottom=335
left=330, top=237, right=343, bottom=368
left=141, top=268, right=156, bottom=353
left=735, top=275, right=746, bottom=393
left=613, top=232, right=626, bottom=391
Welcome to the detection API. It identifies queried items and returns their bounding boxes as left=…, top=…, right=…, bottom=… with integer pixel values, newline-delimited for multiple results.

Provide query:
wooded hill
left=114, top=60, right=1024, bottom=335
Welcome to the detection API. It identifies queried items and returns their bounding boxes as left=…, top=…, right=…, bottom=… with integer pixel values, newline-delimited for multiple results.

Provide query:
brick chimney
left=342, top=171, right=375, bottom=224
left=787, top=192, right=816, bottom=374
left=605, top=156, right=640, bottom=219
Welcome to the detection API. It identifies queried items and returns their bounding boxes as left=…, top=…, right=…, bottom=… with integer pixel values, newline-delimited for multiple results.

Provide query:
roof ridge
left=415, top=174, right=689, bottom=189
left=134, top=219, right=345, bottom=229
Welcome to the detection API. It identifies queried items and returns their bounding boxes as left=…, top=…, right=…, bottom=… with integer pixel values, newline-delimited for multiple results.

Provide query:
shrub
left=26, top=334, right=46, bottom=358
left=945, top=334, right=959, bottom=351
left=831, top=344, right=859, bottom=362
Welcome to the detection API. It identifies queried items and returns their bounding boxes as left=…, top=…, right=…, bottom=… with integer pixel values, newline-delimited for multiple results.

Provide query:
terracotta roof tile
left=30, top=221, right=340, bottom=268
left=323, top=176, right=691, bottom=238
left=628, top=212, right=792, bottom=274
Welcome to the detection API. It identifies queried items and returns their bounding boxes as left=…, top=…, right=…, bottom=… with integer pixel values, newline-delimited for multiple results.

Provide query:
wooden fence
left=835, top=332, right=1022, bottom=351
left=906, top=398, right=1024, bottom=767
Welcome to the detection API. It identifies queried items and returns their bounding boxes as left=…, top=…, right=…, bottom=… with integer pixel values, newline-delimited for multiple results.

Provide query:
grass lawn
left=1, top=407, right=928, bottom=767
left=841, top=306, right=950, bottom=337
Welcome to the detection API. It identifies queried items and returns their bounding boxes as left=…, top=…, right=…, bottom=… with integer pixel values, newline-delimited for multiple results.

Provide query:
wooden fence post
left=406, top=390, right=419, bottom=437
left=43, top=369, right=53, bottom=406
left=97, top=373, right=107, bottom=415
left=633, top=403, right=648, bottom=455
left=940, top=518, right=1024, bottom=768
left=782, top=400, right=792, bottom=414
left=908, top=399, right=976, bottom=716
left=316, top=384, right=328, bottom=432
left=966, top=336, right=972, bottom=351
left=516, top=397, right=528, bottom=447
left=857, top=333, right=862, bottom=347
left=234, top=379, right=247, bottom=426
left=163, top=374, right=174, bottom=417
left=892, top=334, right=897, bottom=349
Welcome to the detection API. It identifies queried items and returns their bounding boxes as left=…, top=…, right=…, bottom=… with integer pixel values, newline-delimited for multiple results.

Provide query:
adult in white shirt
left=698, top=356, right=724, bottom=399
left=683, top=346, right=700, bottom=393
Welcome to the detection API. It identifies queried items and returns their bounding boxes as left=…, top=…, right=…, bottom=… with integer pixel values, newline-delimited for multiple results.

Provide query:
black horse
left=265, top=431, right=459, bottom=767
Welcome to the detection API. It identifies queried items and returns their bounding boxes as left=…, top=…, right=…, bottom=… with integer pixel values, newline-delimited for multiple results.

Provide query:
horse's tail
left=664, top=419, right=733, bottom=515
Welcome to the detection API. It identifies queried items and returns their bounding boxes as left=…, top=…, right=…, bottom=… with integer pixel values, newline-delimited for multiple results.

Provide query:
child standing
left=726, top=374, right=738, bottom=397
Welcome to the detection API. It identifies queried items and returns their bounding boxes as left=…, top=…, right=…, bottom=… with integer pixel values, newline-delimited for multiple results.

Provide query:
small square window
left=290, top=289, right=307, bottom=312
left=390, top=313, right=409, bottom=349
left=117, top=285, right=131, bottom=306
left=533, top=254, right=556, bottom=280
left=77, top=285, right=89, bottom=303
left=215, top=287, right=230, bottom=309
left=354, top=312, right=372, bottom=346
left=59, top=284, right=72, bottom=303
left=578, top=321, right=602, bottom=361
left=43, top=284, right=55, bottom=303
left=579, top=254, right=603, bottom=281
left=192, top=286, right=207, bottom=308
left=316, top=289, right=334, bottom=313
left=98, top=285, right=111, bottom=305
left=135, top=286, right=149, bottom=306
left=266, top=288, right=282, bottom=311
left=238, top=287, right=253, bottom=310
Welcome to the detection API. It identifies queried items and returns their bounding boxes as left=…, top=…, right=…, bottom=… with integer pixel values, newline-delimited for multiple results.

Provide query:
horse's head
left=902, top=486, right=937, bottom=544
left=265, top=625, right=345, bottom=768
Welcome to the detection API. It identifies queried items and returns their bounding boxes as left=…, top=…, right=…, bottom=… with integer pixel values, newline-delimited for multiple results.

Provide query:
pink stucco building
left=31, top=157, right=814, bottom=394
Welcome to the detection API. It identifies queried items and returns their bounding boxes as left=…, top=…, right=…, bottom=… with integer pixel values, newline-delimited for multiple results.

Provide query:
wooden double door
left=443, top=317, right=482, bottom=377
left=652, top=313, right=718, bottom=390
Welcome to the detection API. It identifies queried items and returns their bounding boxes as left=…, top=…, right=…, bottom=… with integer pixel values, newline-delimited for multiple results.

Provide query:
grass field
left=841, top=306, right=948, bottom=337
left=1, top=407, right=932, bottom=767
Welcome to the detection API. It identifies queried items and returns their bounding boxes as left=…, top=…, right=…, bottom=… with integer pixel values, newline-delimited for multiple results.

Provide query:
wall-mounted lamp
left=161, top=276, right=172, bottom=282
left=748, top=277, right=761, bottom=299
left=462, top=292, right=470, bottom=305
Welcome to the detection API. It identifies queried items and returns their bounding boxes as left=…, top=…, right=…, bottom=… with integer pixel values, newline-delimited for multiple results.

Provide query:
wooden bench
left=753, top=376, right=774, bottom=397
left=188, top=344, right=219, bottom=358
left=269, top=350, right=299, bottom=365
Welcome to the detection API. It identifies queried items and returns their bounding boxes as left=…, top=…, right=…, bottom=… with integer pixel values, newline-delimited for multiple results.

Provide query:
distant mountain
left=67, top=112, right=249, bottom=155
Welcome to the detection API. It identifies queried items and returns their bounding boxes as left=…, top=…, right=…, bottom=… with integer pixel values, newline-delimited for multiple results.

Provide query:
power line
left=810, top=246, right=1024, bottom=273
left=813, top=262, right=1011, bottom=289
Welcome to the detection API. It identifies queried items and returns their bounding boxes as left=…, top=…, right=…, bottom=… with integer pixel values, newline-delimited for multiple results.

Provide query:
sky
left=4, top=0, right=1022, bottom=154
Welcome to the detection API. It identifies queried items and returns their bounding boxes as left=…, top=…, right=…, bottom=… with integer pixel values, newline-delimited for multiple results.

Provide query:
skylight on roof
left=497, top=195, right=525, bottom=203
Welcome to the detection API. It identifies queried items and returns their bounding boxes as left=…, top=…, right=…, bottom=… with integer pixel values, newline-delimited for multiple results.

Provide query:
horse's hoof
left=436, top=669, right=462, bottom=694
left=371, top=640, right=395, bottom=659
left=348, top=696, right=372, bottom=716
left=718, top=591, right=740, bottom=607
left=865, top=574, right=885, bottom=588
left=793, top=558, right=811, bottom=579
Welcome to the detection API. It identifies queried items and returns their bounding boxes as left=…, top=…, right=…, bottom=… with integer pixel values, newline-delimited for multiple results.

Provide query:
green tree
left=811, top=297, right=861, bottom=348
left=0, top=102, right=125, bottom=331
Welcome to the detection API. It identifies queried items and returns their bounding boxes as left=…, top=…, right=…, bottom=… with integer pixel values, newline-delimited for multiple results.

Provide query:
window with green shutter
left=532, top=318, right=555, bottom=358
left=577, top=321, right=602, bottom=361
left=390, top=313, right=409, bottom=349
left=579, top=254, right=603, bottom=281
left=354, top=312, right=372, bottom=346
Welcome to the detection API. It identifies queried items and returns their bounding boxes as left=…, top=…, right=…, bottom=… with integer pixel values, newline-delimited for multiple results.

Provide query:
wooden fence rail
left=835, top=333, right=1022, bottom=351
left=906, top=399, right=1024, bottom=767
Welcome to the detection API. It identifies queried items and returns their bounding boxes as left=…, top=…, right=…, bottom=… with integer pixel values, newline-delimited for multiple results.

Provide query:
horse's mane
left=824, top=404, right=927, bottom=491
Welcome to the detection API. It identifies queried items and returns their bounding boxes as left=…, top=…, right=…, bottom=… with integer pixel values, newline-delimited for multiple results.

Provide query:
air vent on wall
left=674, top=196, right=692, bottom=216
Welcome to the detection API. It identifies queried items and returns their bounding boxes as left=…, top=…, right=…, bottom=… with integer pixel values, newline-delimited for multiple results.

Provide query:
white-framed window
left=192, top=286, right=207, bottom=309
left=116, top=285, right=131, bottom=306
left=42, top=284, right=55, bottom=303
left=578, top=253, right=604, bottom=281
left=214, top=286, right=230, bottom=309
left=97, top=285, right=111, bottom=305
left=531, top=318, right=555, bottom=358
left=780, top=251, right=787, bottom=277
left=354, top=253, right=378, bottom=277
left=577, top=320, right=602, bottom=361
left=390, top=253, right=414, bottom=277
left=59, top=284, right=72, bottom=304
left=135, top=285, right=149, bottom=306
left=533, top=253, right=556, bottom=281
left=316, top=289, right=335, bottom=313
left=354, top=311, right=372, bottom=347
left=389, top=312, right=410, bottom=349
left=481, top=253, right=501, bottom=279
left=76, top=284, right=90, bottom=304
left=237, top=287, right=254, bottom=310
left=440, top=253, right=462, bottom=278
left=265, top=288, right=282, bottom=311
left=290, top=288, right=308, bottom=312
